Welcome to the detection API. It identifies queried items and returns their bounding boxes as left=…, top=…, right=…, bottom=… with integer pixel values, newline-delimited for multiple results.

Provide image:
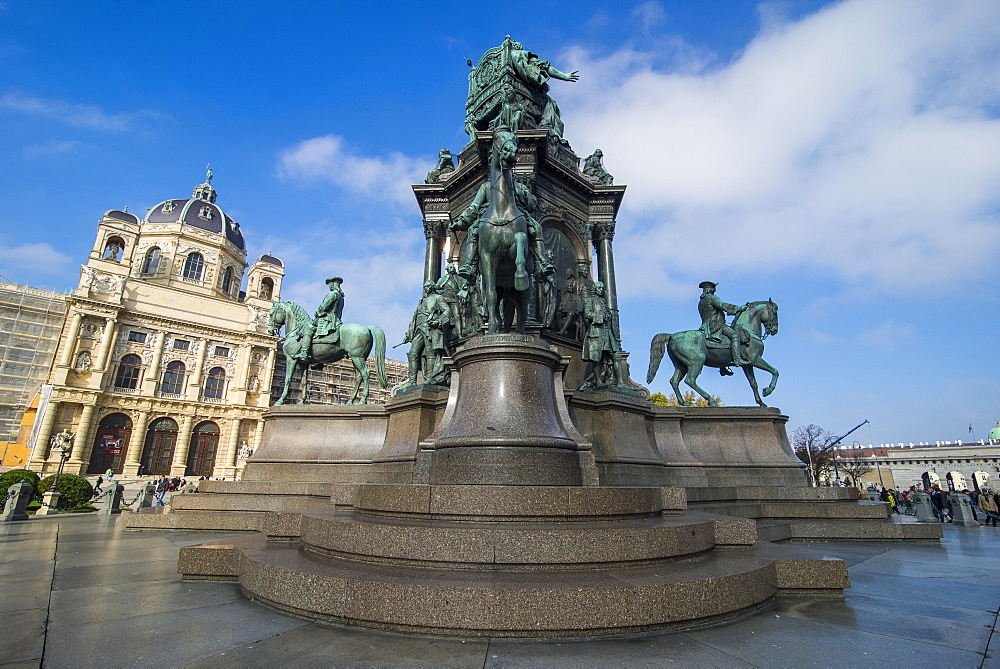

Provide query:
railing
left=201, top=396, right=225, bottom=404
left=108, top=385, right=141, bottom=395
left=157, top=391, right=185, bottom=399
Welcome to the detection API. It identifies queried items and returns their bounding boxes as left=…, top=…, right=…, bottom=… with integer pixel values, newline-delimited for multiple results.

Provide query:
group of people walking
left=877, top=484, right=1000, bottom=526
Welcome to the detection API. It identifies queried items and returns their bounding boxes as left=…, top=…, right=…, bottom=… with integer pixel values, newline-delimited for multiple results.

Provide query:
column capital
left=592, top=221, right=616, bottom=242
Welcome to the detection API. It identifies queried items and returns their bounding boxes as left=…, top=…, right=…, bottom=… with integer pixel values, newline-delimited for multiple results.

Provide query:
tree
left=837, top=451, right=874, bottom=489
left=791, top=424, right=837, bottom=485
left=650, top=391, right=723, bottom=407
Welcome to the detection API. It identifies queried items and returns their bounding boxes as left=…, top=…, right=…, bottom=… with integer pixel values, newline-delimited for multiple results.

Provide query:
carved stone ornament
left=592, top=222, right=616, bottom=242
left=423, top=219, right=443, bottom=239
left=161, top=201, right=176, bottom=214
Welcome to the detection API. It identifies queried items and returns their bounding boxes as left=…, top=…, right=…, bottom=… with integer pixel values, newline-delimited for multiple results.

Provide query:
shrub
left=0, top=469, right=40, bottom=497
left=37, top=473, right=93, bottom=509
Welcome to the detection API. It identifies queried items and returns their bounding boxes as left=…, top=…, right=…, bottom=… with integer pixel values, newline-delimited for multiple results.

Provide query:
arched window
left=183, top=252, right=204, bottom=281
left=204, top=367, right=226, bottom=399
left=113, top=354, right=142, bottom=389
left=141, top=247, right=161, bottom=275
left=221, top=267, right=235, bottom=294
left=161, top=360, right=186, bottom=395
left=259, top=277, right=274, bottom=299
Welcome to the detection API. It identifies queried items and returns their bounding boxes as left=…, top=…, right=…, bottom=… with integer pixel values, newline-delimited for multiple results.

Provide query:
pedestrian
left=94, top=475, right=103, bottom=493
left=105, top=468, right=115, bottom=481
left=886, top=489, right=899, bottom=514
left=980, top=489, right=999, bottom=527
left=929, top=485, right=947, bottom=522
left=155, top=477, right=169, bottom=506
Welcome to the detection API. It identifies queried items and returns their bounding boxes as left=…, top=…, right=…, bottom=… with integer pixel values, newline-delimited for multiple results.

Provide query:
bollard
left=132, top=483, right=156, bottom=512
left=912, top=491, right=937, bottom=521
left=948, top=493, right=979, bottom=527
left=98, top=483, right=125, bottom=516
left=1, top=482, right=33, bottom=522
left=37, top=491, right=62, bottom=516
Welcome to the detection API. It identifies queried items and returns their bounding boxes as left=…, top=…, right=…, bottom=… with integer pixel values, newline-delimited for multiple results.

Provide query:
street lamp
left=870, top=453, right=884, bottom=488
left=38, top=429, right=73, bottom=516
left=48, top=429, right=74, bottom=492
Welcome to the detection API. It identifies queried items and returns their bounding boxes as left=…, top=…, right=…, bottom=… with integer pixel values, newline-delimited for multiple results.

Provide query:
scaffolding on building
left=0, top=282, right=68, bottom=446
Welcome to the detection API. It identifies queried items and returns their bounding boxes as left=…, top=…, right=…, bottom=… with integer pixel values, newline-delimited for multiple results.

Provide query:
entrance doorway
left=87, top=413, right=132, bottom=474
left=141, top=417, right=178, bottom=476
left=186, top=421, right=219, bottom=477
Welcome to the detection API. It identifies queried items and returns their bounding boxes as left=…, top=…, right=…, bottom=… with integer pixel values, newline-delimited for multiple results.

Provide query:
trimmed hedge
left=0, top=469, right=40, bottom=496
left=37, top=473, right=93, bottom=509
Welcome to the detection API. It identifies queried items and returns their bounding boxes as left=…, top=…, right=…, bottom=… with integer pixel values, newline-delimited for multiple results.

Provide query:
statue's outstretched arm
left=547, top=66, right=580, bottom=82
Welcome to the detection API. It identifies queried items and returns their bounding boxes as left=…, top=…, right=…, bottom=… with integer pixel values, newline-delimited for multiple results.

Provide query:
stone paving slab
left=1, top=515, right=998, bottom=667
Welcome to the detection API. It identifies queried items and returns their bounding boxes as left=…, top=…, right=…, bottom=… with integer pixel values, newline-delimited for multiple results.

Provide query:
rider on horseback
left=451, top=103, right=554, bottom=282
left=295, top=276, right=344, bottom=361
left=698, top=281, right=747, bottom=370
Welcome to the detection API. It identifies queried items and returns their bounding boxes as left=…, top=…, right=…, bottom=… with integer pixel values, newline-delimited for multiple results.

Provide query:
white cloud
left=557, top=0, right=1000, bottom=299
left=23, top=139, right=80, bottom=156
left=856, top=321, right=914, bottom=350
left=0, top=240, right=75, bottom=282
left=278, top=134, right=434, bottom=207
left=0, top=92, right=163, bottom=132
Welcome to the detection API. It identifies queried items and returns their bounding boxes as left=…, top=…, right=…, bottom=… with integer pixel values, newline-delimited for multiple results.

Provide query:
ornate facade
left=28, top=176, right=284, bottom=479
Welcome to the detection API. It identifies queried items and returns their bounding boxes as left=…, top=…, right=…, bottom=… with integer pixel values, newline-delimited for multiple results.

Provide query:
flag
left=969, top=424, right=973, bottom=433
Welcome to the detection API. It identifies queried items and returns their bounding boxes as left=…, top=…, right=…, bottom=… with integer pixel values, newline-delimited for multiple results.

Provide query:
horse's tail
left=369, top=326, right=388, bottom=388
left=647, top=333, right=671, bottom=384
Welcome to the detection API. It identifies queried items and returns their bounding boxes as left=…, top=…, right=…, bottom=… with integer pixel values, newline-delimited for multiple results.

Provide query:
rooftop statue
left=268, top=281, right=387, bottom=405
left=425, top=148, right=455, bottom=184
left=646, top=283, right=780, bottom=407
left=465, top=36, right=579, bottom=141
left=583, top=149, right=614, bottom=186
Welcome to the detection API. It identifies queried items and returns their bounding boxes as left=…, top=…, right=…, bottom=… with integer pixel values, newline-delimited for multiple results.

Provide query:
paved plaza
left=1, top=512, right=998, bottom=668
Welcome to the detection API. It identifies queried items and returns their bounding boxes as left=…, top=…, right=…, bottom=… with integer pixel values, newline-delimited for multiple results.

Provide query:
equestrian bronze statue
left=647, top=297, right=780, bottom=407
left=268, top=300, right=387, bottom=405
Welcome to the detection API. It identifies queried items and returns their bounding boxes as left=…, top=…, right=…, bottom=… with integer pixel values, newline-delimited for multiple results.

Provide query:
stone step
left=693, top=500, right=891, bottom=520
left=123, top=508, right=264, bottom=532
left=296, top=507, right=756, bottom=567
left=354, top=483, right=686, bottom=520
left=756, top=520, right=793, bottom=542
left=787, top=517, right=944, bottom=541
left=170, top=493, right=327, bottom=513
left=685, top=486, right=860, bottom=503
left=178, top=534, right=848, bottom=637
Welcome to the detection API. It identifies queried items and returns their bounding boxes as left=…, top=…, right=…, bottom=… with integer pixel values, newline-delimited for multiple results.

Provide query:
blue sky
left=2, top=1, right=998, bottom=445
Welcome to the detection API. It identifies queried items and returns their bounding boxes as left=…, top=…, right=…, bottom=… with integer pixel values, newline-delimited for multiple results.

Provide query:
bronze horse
left=647, top=300, right=779, bottom=407
left=476, top=126, right=531, bottom=333
left=268, top=300, right=387, bottom=405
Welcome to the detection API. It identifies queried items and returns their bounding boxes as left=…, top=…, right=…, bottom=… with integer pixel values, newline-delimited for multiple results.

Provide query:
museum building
left=26, top=175, right=285, bottom=479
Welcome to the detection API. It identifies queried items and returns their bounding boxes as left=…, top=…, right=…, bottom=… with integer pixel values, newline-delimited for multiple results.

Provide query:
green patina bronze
left=647, top=286, right=780, bottom=407
left=465, top=36, right=579, bottom=140
left=580, top=281, right=626, bottom=391
left=425, top=148, right=455, bottom=184
left=268, top=298, right=387, bottom=405
left=582, top=149, right=613, bottom=185
left=400, top=281, right=451, bottom=388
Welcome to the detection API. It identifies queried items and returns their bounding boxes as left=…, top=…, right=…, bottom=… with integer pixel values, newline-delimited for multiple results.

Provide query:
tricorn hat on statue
left=699, top=281, right=718, bottom=290
left=325, top=276, right=343, bottom=285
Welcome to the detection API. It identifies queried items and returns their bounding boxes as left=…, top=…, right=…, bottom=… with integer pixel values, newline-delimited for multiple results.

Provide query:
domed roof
left=104, top=209, right=139, bottom=225
left=143, top=177, right=245, bottom=251
left=258, top=253, right=283, bottom=267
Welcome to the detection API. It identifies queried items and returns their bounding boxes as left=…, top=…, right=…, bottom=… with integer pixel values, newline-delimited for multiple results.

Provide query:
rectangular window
left=172, top=339, right=190, bottom=351
left=127, top=331, right=147, bottom=344
left=214, top=346, right=230, bottom=358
